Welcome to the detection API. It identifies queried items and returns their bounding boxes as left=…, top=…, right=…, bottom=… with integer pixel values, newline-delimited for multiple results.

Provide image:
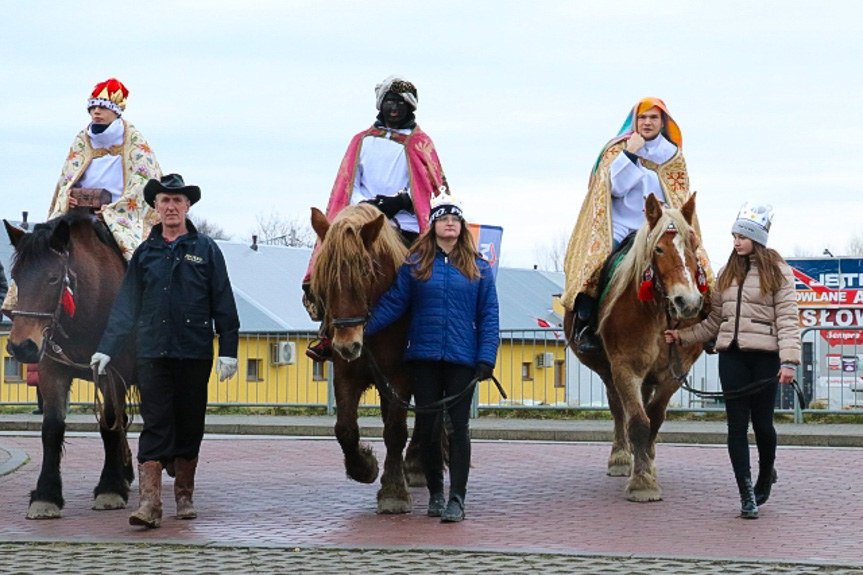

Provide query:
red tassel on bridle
left=61, top=283, right=75, bottom=317
left=638, top=267, right=654, bottom=301
left=696, top=261, right=708, bottom=293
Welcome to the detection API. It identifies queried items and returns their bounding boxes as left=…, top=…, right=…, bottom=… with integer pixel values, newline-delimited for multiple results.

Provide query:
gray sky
left=1, top=1, right=861, bottom=268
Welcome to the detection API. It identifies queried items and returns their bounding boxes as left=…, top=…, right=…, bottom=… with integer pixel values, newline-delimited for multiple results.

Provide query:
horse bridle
left=10, top=249, right=80, bottom=367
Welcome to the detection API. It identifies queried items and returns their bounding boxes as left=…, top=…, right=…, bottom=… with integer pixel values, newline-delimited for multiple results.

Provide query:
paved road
left=1, top=431, right=862, bottom=573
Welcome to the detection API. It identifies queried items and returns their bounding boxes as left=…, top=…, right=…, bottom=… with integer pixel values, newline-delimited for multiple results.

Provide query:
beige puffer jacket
left=678, top=258, right=801, bottom=365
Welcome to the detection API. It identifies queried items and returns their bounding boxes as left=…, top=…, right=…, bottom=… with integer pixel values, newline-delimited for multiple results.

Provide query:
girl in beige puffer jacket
left=665, top=203, right=800, bottom=520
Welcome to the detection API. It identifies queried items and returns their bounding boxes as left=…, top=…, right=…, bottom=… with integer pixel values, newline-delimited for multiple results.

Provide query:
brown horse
left=310, top=203, right=416, bottom=513
left=4, top=214, right=134, bottom=519
left=564, top=193, right=708, bottom=501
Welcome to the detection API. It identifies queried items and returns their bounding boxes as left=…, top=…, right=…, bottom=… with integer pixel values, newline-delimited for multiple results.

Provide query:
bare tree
left=534, top=232, right=569, bottom=272
left=847, top=232, right=863, bottom=256
left=189, top=215, right=232, bottom=240
left=791, top=245, right=815, bottom=257
left=249, top=210, right=316, bottom=248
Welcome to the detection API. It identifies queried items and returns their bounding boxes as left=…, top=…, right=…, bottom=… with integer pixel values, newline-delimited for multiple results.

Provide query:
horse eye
left=47, top=275, right=61, bottom=285
left=655, top=246, right=664, bottom=255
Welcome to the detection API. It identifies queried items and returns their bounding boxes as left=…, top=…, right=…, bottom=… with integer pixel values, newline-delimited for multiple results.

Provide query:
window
left=554, top=360, right=565, bottom=388
left=246, top=359, right=263, bottom=382
left=312, top=360, right=327, bottom=381
left=4, top=357, right=24, bottom=383
left=521, top=362, right=532, bottom=381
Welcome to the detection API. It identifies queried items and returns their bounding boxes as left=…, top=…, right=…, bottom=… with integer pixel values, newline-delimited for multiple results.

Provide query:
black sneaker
left=427, top=492, right=445, bottom=517
left=305, top=337, right=332, bottom=362
left=441, top=494, right=465, bottom=523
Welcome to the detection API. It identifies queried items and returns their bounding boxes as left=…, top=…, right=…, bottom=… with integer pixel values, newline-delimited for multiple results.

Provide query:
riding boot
left=574, top=293, right=601, bottom=353
left=754, top=464, right=777, bottom=506
left=174, top=457, right=198, bottom=520
left=130, top=461, right=163, bottom=528
left=305, top=336, right=332, bottom=362
left=735, top=474, right=758, bottom=519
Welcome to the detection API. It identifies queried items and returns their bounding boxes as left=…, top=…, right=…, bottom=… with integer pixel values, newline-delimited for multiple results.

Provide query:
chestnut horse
left=564, top=194, right=708, bottom=501
left=310, top=203, right=416, bottom=513
left=4, top=214, right=134, bottom=519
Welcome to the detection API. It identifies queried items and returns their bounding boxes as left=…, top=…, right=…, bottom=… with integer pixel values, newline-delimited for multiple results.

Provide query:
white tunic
left=75, top=118, right=125, bottom=202
left=349, top=128, right=419, bottom=233
left=609, top=133, right=677, bottom=242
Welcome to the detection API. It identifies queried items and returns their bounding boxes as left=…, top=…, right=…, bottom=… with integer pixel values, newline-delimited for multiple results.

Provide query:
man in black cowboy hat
left=91, top=173, right=239, bottom=529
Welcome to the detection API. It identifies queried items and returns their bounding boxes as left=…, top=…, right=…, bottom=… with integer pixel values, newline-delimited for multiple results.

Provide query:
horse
left=564, top=193, right=708, bottom=502
left=4, top=213, right=135, bottom=519
left=310, top=203, right=419, bottom=513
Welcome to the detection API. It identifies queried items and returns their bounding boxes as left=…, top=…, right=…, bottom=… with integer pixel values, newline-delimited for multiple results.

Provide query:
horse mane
left=599, top=207, right=694, bottom=332
left=11, top=213, right=124, bottom=274
left=310, top=203, right=408, bottom=301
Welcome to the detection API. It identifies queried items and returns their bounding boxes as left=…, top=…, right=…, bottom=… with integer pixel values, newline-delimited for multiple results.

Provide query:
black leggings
left=718, top=346, right=779, bottom=478
left=410, top=360, right=474, bottom=500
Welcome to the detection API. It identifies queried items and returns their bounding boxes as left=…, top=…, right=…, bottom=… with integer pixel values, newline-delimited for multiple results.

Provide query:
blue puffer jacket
left=366, top=249, right=499, bottom=367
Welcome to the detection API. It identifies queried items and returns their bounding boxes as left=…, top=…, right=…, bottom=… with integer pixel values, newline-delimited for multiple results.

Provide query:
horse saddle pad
left=70, top=188, right=112, bottom=209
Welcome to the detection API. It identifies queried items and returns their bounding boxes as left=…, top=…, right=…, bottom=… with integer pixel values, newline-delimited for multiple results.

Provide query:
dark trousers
left=136, top=357, right=213, bottom=464
left=718, top=346, right=780, bottom=477
left=410, top=360, right=474, bottom=500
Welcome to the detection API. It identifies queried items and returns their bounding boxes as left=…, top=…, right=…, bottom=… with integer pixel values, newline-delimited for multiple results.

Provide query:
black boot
left=754, top=465, right=777, bottom=506
left=575, top=323, right=602, bottom=353
left=574, top=294, right=601, bottom=353
left=441, top=493, right=465, bottom=523
left=736, top=474, right=759, bottom=519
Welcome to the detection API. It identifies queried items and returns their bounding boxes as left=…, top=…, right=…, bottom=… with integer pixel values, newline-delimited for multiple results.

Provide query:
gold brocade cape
left=562, top=140, right=712, bottom=310
left=47, top=120, right=162, bottom=261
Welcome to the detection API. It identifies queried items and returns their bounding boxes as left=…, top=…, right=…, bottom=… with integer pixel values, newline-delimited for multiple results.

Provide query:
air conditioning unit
left=536, top=352, right=554, bottom=368
left=271, top=341, right=296, bottom=365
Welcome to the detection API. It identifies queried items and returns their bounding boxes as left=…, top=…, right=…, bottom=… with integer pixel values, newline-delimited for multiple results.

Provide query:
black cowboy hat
left=143, top=173, right=201, bottom=208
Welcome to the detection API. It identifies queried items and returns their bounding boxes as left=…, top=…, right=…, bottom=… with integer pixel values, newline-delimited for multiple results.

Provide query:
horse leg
left=27, top=365, right=70, bottom=519
left=604, top=381, right=632, bottom=477
left=643, top=375, right=678, bottom=480
left=92, top=383, right=132, bottom=510
left=613, top=368, right=662, bottom=502
left=333, top=372, right=378, bottom=484
left=376, top=393, right=411, bottom=514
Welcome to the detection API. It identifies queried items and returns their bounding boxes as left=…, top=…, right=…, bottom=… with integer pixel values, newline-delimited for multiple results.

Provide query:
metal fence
left=3, top=326, right=863, bottom=420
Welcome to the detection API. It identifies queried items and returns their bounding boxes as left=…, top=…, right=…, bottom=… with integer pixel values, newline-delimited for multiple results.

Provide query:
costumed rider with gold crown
left=303, top=74, right=449, bottom=361
left=563, top=97, right=712, bottom=352
left=1, top=77, right=161, bottom=314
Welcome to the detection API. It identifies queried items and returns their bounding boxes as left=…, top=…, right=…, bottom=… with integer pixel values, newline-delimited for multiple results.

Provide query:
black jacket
left=98, top=221, right=240, bottom=360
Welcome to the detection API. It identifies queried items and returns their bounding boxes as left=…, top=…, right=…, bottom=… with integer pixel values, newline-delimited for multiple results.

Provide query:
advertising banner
left=788, top=258, right=863, bottom=346
left=468, top=224, right=503, bottom=280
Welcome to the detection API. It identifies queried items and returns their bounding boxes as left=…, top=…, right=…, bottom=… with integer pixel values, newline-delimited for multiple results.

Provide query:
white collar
left=637, top=133, right=677, bottom=164
left=88, top=118, right=125, bottom=149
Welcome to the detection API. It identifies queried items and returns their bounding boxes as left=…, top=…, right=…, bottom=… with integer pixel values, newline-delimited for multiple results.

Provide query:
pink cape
left=304, top=124, right=447, bottom=282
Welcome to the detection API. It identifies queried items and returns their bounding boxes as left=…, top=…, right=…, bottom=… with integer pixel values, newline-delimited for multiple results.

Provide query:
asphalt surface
left=1, top=414, right=862, bottom=573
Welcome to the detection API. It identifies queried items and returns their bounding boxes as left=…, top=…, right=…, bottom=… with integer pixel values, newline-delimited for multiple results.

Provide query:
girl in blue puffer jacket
left=365, top=193, right=499, bottom=523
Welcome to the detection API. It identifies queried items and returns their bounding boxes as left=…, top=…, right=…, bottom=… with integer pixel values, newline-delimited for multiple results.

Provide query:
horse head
left=310, top=204, right=407, bottom=362
left=4, top=218, right=76, bottom=363
left=643, top=193, right=706, bottom=320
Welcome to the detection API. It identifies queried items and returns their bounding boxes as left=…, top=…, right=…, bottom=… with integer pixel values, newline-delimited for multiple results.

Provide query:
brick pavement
left=1, top=433, right=862, bottom=570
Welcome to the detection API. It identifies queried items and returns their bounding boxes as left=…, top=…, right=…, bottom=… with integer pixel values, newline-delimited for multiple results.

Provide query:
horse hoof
left=27, top=501, right=61, bottom=520
left=606, top=464, right=631, bottom=477
left=377, top=498, right=411, bottom=514
left=93, top=493, right=127, bottom=510
left=407, top=472, right=427, bottom=487
left=625, top=487, right=663, bottom=502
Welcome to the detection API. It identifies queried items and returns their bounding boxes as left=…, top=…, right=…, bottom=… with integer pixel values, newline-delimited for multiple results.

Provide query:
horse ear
left=3, top=220, right=25, bottom=248
left=360, top=214, right=386, bottom=248
left=681, top=192, right=696, bottom=226
left=49, top=220, right=71, bottom=253
left=311, top=207, right=330, bottom=241
left=644, top=194, right=663, bottom=229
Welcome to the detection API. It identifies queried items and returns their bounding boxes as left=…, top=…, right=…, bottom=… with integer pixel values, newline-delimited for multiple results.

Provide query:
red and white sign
left=792, top=265, right=863, bottom=346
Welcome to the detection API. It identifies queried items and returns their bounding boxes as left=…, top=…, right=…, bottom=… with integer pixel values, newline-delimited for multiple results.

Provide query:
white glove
left=216, top=357, right=238, bottom=381
left=90, top=352, right=111, bottom=375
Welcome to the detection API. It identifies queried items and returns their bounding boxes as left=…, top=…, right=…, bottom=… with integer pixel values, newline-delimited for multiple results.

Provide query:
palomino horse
left=310, top=203, right=415, bottom=513
left=4, top=214, right=134, bottom=519
left=564, top=193, right=708, bottom=501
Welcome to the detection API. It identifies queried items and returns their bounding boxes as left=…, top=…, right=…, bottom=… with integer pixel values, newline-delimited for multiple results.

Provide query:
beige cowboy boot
left=174, top=457, right=198, bottom=520
left=129, top=461, right=163, bottom=528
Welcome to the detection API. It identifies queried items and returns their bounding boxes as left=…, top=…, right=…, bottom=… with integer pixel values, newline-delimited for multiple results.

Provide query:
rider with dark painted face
left=303, top=75, right=450, bottom=361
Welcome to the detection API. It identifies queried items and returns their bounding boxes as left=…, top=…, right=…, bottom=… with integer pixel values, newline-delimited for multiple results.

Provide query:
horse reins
left=363, top=345, right=507, bottom=414
left=665, top=313, right=806, bottom=407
